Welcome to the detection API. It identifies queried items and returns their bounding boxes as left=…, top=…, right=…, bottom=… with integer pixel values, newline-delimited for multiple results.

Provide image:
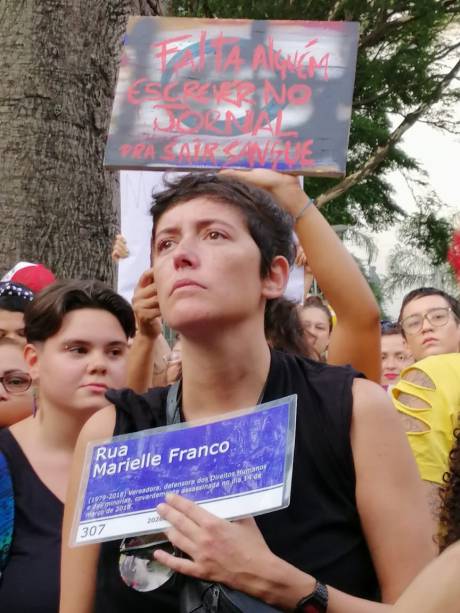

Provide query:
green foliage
left=397, top=196, right=455, bottom=266
left=172, top=0, right=459, bottom=234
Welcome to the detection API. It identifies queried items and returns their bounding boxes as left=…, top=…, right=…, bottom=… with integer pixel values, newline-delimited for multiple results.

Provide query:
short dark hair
left=24, top=280, right=136, bottom=343
left=0, top=282, right=34, bottom=313
left=399, top=287, right=460, bottom=323
left=150, top=173, right=295, bottom=277
left=302, top=295, right=333, bottom=333
left=380, top=321, right=403, bottom=336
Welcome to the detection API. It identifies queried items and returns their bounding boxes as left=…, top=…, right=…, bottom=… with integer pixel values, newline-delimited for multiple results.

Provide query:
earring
left=32, top=388, right=38, bottom=418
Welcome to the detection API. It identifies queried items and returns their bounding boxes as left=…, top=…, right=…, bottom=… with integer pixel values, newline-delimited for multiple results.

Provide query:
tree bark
left=0, top=0, right=160, bottom=284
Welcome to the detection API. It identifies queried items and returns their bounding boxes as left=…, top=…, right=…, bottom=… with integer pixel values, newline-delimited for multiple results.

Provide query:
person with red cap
left=1, top=262, right=56, bottom=294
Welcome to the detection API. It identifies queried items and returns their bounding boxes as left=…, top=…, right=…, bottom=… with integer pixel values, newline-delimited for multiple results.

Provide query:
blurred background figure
left=0, top=282, right=34, bottom=346
left=1, top=262, right=56, bottom=294
left=298, top=295, right=333, bottom=360
left=380, top=321, right=413, bottom=390
left=0, top=338, right=33, bottom=428
left=265, top=297, right=313, bottom=358
left=392, top=353, right=460, bottom=532
left=111, top=234, right=130, bottom=261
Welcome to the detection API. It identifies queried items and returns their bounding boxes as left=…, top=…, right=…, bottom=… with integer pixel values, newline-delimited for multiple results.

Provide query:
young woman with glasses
left=0, top=281, right=135, bottom=613
left=0, top=338, right=33, bottom=428
left=398, top=288, right=460, bottom=362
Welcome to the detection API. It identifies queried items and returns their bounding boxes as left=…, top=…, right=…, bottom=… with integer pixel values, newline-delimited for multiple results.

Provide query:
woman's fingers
left=136, top=268, right=154, bottom=288
left=156, top=497, right=204, bottom=540
left=153, top=548, right=201, bottom=578
left=111, top=234, right=130, bottom=260
left=161, top=493, right=221, bottom=528
left=163, top=526, right=196, bottom=558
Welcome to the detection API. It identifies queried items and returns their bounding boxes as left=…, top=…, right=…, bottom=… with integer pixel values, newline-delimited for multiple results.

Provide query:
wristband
left=294, top=198, right=315, bottom=223
left=294, top=580, right=328, bottom=612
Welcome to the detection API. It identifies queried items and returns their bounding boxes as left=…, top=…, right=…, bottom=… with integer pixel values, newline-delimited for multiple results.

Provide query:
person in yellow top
left=391, top=353, right=460, bottom=528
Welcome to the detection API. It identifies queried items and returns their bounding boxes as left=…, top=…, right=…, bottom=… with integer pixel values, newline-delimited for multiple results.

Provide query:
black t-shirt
left=95, top=351, right=378, bottom=612
left=0, top=428, right=63, bottom=613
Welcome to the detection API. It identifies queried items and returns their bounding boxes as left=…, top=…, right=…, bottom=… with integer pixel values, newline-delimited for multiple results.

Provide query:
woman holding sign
left=0, top=281, right=135, bottom=613
left=61, top=171, right=434, bottom=613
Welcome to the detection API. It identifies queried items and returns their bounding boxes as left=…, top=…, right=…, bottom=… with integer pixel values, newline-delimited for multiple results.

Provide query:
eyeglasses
left=0, top=371, right=32, bottom=394
left=400, top=307, right=454, bottom=335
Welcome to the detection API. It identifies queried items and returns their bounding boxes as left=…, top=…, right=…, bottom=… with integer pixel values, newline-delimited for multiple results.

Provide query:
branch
left=316, top=56, right=460, bottom=209
left=418, top=117, right=460, bottom=134
left=327, top=0, right=346, bottom=20
left=359, top=14, right=417, bottom=49
left=433, top=40, right=460, bottom=62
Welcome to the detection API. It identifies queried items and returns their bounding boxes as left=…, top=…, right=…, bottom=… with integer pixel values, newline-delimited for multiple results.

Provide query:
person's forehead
left=0, top=309, right=24, bottom=329
left=301, top=306, right=329, bottom=325
left=381, top=334, right=405, bottom=351
left=403, top=294, right=450, bottom=316
left=155, top=197, right=246, bottom=233
left=48, top=308, right=127, bottom=342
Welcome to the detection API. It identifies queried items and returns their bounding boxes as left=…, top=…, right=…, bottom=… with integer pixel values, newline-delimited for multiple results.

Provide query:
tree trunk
left=0, top=0, right=160, bottom=284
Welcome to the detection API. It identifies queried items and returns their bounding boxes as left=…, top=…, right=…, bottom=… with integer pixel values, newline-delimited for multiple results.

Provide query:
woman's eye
left=157, top=239, right=174, bottom=252
left=207, top=230, right=225, bottom=240
left=66, top=345, right=86, bottom=354
left=109, top=348, right=123, bottom=357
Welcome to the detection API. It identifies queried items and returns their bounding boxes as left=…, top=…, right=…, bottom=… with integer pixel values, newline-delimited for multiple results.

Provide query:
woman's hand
left=132, top=269, right=162, bottom=339
left=154, top=493, right=276, bottom=596
left=295, top=245, right=309, bottom=268
left=219, top=169, right=310, bottom=219
left=111, top=233, right=129, bottom=261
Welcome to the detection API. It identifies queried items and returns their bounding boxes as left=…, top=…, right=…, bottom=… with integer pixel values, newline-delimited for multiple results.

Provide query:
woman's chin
left=166, top=311, right=224, bottom=336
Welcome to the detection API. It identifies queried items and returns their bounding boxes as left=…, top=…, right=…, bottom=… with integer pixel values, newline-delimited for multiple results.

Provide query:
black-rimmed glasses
left=400, top=307, right=454, bottom=335
left=0, top=371, right=32, bottom=394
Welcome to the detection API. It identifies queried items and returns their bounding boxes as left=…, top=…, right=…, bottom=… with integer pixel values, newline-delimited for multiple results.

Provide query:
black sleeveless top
left=95, top=351, right=379, bottom=612
left=0, top=428, right=63, bottom=613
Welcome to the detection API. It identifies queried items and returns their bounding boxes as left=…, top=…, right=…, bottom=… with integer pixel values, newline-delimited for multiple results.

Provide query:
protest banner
left=105, top=18, right=359, bottom=175
left=71, top=395, right=297, bottom=546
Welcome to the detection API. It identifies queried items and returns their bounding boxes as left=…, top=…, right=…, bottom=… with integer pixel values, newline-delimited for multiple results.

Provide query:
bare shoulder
left=351, top=378, right=398, bottom=421
left=440, top=540, right=460, bottom=563
left=78, top=405, right=116, bottom=445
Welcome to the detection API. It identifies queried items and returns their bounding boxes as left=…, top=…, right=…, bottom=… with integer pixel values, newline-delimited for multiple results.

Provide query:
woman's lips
left=170, top=279, right=205, bottom=295
left=82, top=383, right=108, bottom=392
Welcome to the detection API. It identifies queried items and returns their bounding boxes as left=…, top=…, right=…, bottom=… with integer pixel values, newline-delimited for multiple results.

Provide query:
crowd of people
left=0, top=170, right=459, bottom=613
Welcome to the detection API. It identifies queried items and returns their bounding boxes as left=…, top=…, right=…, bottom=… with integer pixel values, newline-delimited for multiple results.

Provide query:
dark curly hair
left=439, top=427, right=460, bottom=551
